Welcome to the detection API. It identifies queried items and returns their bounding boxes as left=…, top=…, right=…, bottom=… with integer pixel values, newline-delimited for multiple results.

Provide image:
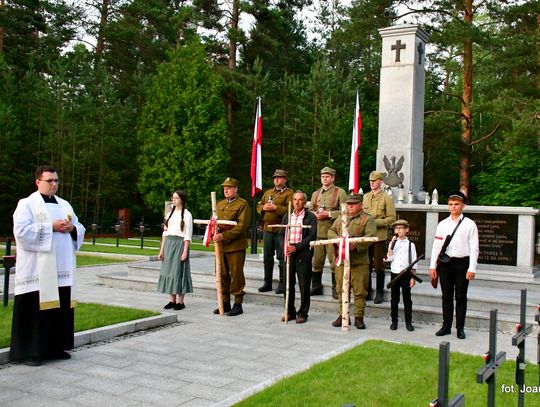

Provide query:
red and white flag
left=202, top=217, right=217, bottom=247
left=250, top=97, right=263, bottom=198
left=348, top=91, right=362, bottom=193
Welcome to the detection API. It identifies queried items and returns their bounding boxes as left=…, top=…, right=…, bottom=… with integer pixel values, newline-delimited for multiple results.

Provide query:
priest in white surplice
left=10, top=165, right=85, bottom=366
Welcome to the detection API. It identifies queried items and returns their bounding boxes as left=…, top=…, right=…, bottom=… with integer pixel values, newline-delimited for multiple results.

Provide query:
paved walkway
left=0, top=260, right=538, bottom=407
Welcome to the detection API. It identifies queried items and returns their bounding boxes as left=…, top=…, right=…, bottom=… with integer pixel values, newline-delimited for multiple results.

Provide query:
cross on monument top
left=417, top=42, right=424, bottom=65
left=391, top=39, right=406, bottom=62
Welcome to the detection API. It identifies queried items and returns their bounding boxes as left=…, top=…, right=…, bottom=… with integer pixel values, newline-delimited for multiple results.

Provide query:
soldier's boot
left=331, top=315, right=350, bottom=327
left=258, top=264, right=273, bottom=292
left=310, top=272, right=323, bottom=296
left=374, top=272, right=385, bottom=304
left=331, top=273, right=338, bottom=299
left=354, top=317, right=366, bottom=330
left=213, top=301, right=231, bottom=315
left=227, top=303, right=243, bottom=317
left=275, top=266, right=285, bottom=294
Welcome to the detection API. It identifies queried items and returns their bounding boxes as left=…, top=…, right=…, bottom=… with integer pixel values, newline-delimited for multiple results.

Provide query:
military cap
left=369, top=171, right=385, bottom=181
left=272, top=169, right=288, bottom=178
left=392, top=219, right=410, bottom=228
left=221, top=177, right=239, bottom=187
left=345, top=193, right=364, bottom=204
left=320, top=166, right=336, bottom=176
left=447, top=190, right=467, bottom=204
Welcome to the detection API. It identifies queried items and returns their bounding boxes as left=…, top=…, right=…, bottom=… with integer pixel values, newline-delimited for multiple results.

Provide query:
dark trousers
left=439, top=257, right=470, bottom=329
left=263, top=231, right=284, bottom=285
left=285, top=256, right=312, bottom=318
left=390, top=273, right=412, bottom=322
left=10, top=286, right=74, bottom=362
left=368, top=241, right=386, bottom=292
left=220, top=250, right=246, bottom=304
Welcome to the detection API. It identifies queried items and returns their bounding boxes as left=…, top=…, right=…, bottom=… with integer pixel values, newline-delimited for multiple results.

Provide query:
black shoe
left=406, top=322, right=414, bottom=332
left=457, top=328, right=466, bottom=339
left=24, top=357, right=42, bottom=366
left=258, top=284, right=272, bottom=292
left=213, top=302, right=231, bottom=314
left=164, top=302, right=176, bottom=309
left=390, top=321, right=398, bottom=330
left=227, top=303, right=243, bottom=316
left=366, top=291, right=373, bottom=301
left=281, top=314, right=295, bottom=322
left=435, top=327, right=451, bottom=336
left=174, top=303, right=185, bottom=310
left=354, top=317, right=366, bottom=329
left=275, top=286, right=284, bottom=294
left=310, top=285, right=323, bottom=296
left=374, top=291, right=384, bottom=304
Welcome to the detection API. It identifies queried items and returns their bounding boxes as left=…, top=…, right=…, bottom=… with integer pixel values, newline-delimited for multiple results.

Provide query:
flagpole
left=250, top=97, right=263, bottom=254
left=251, top=198, right=257, bottom=254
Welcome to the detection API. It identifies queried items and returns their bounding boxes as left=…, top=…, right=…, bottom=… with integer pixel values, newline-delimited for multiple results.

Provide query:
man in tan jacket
left=256, top=169, right=293, bottom=294
left=362, top=171, right=396, bottom=304
left=309, top=167, right=347, bottom=297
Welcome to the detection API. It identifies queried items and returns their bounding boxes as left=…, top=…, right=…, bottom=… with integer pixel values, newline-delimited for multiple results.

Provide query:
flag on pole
left=250, top=97, right=263, bottom=198
left=348, top=91, right=362, bottom=193
left=202, top=217, right=217, bottom=247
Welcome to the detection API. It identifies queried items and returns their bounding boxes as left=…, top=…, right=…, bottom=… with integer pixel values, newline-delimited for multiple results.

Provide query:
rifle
left=386, top=254, right=424, bottom=289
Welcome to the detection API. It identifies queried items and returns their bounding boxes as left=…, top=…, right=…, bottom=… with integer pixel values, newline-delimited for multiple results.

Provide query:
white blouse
left=162, top=208, right=193, bottom=240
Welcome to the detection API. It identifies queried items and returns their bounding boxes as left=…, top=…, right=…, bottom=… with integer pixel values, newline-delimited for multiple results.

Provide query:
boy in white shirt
left=385, top=219, right=417, bottom=331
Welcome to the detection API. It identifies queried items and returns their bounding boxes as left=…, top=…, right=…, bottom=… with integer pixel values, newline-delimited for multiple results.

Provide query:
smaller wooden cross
left=310, top=204, right=378, bottom=331
left=194, top=191, right=237, bottom=316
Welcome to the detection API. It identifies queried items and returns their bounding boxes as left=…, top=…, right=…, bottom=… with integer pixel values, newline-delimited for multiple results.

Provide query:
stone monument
left=377, top=24, right=429, bottom=197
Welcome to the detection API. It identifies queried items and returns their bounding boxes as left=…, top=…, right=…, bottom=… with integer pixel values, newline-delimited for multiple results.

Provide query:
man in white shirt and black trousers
left=429, top=190, right=479, bottom=339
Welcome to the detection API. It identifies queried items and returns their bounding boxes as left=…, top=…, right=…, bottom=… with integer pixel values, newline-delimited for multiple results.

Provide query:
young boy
left=385, top=219, right=417, bottom=331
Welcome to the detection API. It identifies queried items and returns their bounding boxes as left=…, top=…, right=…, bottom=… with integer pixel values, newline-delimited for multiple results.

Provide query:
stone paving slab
left=0, top=261, right=538, bottom=407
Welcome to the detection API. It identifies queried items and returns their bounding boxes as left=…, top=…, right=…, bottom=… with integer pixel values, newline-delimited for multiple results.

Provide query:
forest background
left=0, top=0, right=538, bottom=236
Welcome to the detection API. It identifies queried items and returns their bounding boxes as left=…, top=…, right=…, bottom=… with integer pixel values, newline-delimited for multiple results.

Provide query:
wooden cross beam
left=269, top=202, right=312, bottom=324
left=511, top=289, right=533, bottom=407
left=194, top=191, right=237, bottom=316
left=310, top=204, right=378, bottom=331
left=476, top=309, right=507, bottom=407
left=429, top=342, right=465, bottom=407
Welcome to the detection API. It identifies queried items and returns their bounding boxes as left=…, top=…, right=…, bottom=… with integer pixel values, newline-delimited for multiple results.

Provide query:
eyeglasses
left=40, top=179, right=60, bottom=184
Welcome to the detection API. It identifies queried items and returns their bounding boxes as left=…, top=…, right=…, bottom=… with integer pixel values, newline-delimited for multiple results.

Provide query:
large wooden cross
left=194, top=191, right=237, bottom=316
left=268, top=202, right=312, bottom=324
left=310, top=204, right=378, bottom=331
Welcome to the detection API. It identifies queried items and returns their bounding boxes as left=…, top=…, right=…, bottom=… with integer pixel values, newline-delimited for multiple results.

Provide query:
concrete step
left=98, top=255, right=540, bottom=334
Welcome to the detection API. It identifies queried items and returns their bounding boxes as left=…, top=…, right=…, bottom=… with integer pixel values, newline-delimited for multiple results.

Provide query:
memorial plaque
left=438, top=212, right=518, bottom=266
left=395, top=210, right=426, bottom=256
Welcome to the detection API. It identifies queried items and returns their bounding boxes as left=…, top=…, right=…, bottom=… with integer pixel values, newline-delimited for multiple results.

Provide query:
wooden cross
left=194, top=191, right=237, bottom=316
left=511, top=289, right=533, bottom=407
left=391, top=39, right=406, bottom=62
left=310, top=204, right=378, bottom=331
left=268, top=202, right=312, bottom=324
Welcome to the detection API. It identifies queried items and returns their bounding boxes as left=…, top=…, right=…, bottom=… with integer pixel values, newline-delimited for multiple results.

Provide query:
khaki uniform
left=256, top=187, right=293, bottom=232
left=217, top=196, right=251, bottom=304
left=310, top=184, right=347, bottom=273
left=328, top=211, right=377, bottom=317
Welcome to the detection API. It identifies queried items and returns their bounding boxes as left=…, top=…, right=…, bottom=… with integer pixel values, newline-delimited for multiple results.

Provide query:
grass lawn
left=80, top=243, right=159, bottom=256
left=84, top=237, right=161, bottom=248
left=0, top=302, right=159, bottom=349
left=236, top=340, right=539, bottom=407
left=76, top=255, right=130, bottom=267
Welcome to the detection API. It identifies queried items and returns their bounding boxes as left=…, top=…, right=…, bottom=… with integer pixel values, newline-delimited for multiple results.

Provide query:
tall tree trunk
left=459, top=0, right=473, bottom=198
left=0, top=0, right=4, bottom=54
left=96, top=0, right=110, bottom=56
left=226, top=0, right=239, bottom=126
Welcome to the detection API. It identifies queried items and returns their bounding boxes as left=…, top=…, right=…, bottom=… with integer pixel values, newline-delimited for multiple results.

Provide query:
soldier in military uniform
left=327, top=193, right=377, bottom=329
left=256, top=169, right=293, bottom=294
left=212, top=178, right=251, bottom=316
left=363, top=171, right=396, bottom=304
left=309, top=167, right=347, bottom=297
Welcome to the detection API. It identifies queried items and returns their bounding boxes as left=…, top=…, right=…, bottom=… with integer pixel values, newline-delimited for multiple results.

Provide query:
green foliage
left=137, top=39, right=229, bottom=218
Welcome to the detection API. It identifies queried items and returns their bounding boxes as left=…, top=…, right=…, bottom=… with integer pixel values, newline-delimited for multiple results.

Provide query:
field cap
left=345, top=193, right=363, bottom=204
left=320, top=167, right=336, bottom=176
left=272, top=169, right=288, bottom=178
left=222, top=177, right=239, bottom=187
left=369, top=171, right=385, bottom=181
